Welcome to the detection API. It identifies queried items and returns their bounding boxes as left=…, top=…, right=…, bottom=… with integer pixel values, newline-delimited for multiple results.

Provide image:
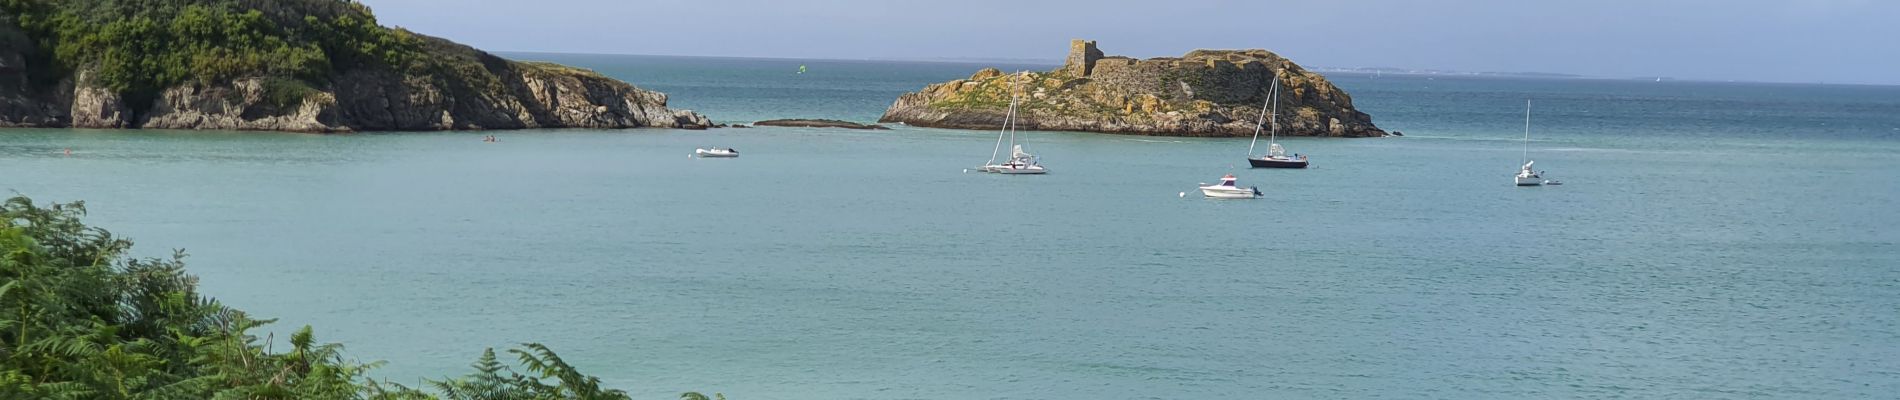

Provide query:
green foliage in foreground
left=0, top=196, right=721, bottom=399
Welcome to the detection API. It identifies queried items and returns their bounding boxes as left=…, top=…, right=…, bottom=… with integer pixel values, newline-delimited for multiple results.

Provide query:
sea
left=2, top=53, right=1898, bottom=399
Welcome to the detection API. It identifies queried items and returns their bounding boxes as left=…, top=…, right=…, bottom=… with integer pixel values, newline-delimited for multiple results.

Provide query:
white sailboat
left=1247, top=74, right=1308, bottom=169
left=995, top=144, right=1046, bottom=174
left=978, top=74, right=1046, bottom=175
left=1515, top=100, right=1547, bottom=186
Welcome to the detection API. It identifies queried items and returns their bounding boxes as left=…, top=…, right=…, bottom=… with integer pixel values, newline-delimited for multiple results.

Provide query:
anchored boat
left=1199, top=174, right=1262, bottom=199
left=977, top=74, right=1047, bottom=175
left=1247, top=74, right=1309, bottom=169
left=1514, top=100, right=1549, bottom=186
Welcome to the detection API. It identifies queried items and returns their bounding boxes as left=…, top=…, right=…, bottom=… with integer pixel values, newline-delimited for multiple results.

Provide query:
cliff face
left=0, top=5, right=708, bottom=132
left=880, top=40, right=1384, bottom=137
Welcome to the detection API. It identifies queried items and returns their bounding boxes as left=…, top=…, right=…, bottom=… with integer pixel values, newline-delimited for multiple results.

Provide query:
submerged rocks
left=752, top=119, right=890, bottom=130
left=879, top=39, right=1386, bottom=137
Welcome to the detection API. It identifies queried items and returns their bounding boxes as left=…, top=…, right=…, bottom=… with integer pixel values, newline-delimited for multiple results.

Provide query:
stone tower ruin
left=1064, top=39, right=1104, bottom=77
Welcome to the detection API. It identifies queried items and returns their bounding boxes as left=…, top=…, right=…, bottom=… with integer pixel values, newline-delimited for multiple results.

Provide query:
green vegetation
left=516, top=61, right=603, bottom=78
left=0, top=0, right=425, bottom=108
left=1, top=196, right=719, bottom=399
left=928, top=71, right=1066, bottom=111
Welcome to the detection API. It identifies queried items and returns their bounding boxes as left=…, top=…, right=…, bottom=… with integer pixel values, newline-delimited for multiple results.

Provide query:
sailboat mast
left=1522, top=99, right=1531, bottom=165
left=1246, top=82, right=1261, bottom=156
left=988, top=97, right=1012, bottom=164
left=1248, top=75, right=1278, bottom=156
left=1006, top=74, right=1018, bottom=151
left=1268, top=75, right=1281, bottom=145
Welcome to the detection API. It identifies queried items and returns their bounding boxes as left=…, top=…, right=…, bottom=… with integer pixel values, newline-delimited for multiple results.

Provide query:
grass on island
left=516, top=61, right=606, bottom=78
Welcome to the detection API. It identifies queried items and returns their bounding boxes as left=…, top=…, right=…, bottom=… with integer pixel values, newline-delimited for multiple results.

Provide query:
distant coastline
left=1312, top=66, right=1590, bottom=80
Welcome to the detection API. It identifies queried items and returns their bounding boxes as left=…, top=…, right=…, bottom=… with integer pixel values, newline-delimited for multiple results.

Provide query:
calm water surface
left=2, top=54, right=1898, bottom=399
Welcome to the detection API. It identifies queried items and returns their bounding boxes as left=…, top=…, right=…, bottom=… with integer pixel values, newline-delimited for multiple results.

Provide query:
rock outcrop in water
left=0, top=1, right=709, bottom=132
left=879, top=40, right=1385, bottom=137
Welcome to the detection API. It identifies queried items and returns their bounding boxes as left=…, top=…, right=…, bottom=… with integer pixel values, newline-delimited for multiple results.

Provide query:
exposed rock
left=752, top=119, right=890, bottom=130
left=0, top=15, right=59, bottom=127
left=970, top=68, right=1005, bottom=81
left=138, top=78, right=339, bottom=132
left=879, top=39, right=1385, bottom=138
left=729, top=124, right=750, bottom=128
left=67, top=72, right=129, bottom=129
left=0, top=13, right=708, bottom=132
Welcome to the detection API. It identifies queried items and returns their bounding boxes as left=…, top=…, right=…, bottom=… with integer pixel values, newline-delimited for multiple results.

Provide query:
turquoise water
left=3, top=54, right=1899, bottom=399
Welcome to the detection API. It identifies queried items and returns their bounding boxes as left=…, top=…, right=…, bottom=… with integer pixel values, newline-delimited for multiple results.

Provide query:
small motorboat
left=695, top=148, right=739, bottom=158
left=1199, top=174, right=1262, bottom=199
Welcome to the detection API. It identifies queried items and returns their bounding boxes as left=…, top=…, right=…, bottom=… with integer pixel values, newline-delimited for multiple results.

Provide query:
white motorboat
left=695, top=148, right=739, bottom=158
left=1247, top=74, right=1309, bottom=169
left=1199, top=174, right=1262, bottom=199
left=1514, top=100, right=1548, bottom=186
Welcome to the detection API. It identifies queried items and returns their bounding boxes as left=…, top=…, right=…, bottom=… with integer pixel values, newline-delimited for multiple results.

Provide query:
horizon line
left=490, top=50, right=1899, bottom=88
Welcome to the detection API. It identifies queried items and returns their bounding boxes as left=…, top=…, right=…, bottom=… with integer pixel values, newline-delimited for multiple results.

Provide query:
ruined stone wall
left=1184, top=59, right=1273, bottom=104
left=1087, top=57, right=1170, bottom=97
left=1063, top=39, right=1103, bottom=77
left=1083, top=57, right=1277, bottom=105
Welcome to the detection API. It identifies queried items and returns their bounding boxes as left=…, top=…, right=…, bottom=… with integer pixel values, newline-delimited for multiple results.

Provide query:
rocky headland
left=879, top=40, right=1385, bottom=137
left=0, top=0, right=709, bottom=132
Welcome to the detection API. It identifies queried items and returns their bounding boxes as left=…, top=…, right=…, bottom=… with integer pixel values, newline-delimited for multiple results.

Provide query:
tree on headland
left=0, top=0, right=426, bottom=110
left=0, top=195, right=710, bottom=399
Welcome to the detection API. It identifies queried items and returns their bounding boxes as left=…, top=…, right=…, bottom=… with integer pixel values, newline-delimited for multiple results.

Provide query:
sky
left=357, top=0, right=1898, bottom=85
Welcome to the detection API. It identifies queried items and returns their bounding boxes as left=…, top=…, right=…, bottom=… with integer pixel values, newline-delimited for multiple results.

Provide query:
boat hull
left=994, top=165, right=1047, bottom=174
left=695, top=149, right=738, bottom=158
left=1200, top=182, right=1261, bottom=198
left=1515, top=176, right=1543, bottom=186
left=1248, top=157, right=1308, bottom=169
left=1200, top=187, right=1259, bottom=199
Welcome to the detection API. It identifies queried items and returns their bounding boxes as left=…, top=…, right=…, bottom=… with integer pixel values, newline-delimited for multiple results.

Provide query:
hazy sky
left=359, top=0, right=1897, bottom=84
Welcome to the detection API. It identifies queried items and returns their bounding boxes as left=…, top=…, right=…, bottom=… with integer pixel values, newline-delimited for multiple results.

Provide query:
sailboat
left=1515, top=100, right=1548, bottom=186
left=978, top=74, right=1046, bottom=175
left=1247, top=74, right=1309, bottom=169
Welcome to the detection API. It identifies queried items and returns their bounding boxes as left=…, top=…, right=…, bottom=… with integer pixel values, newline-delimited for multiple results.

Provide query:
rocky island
left=0, top=0, right=709, bottom=132
left=880, top=40, right=1385, bottom=137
